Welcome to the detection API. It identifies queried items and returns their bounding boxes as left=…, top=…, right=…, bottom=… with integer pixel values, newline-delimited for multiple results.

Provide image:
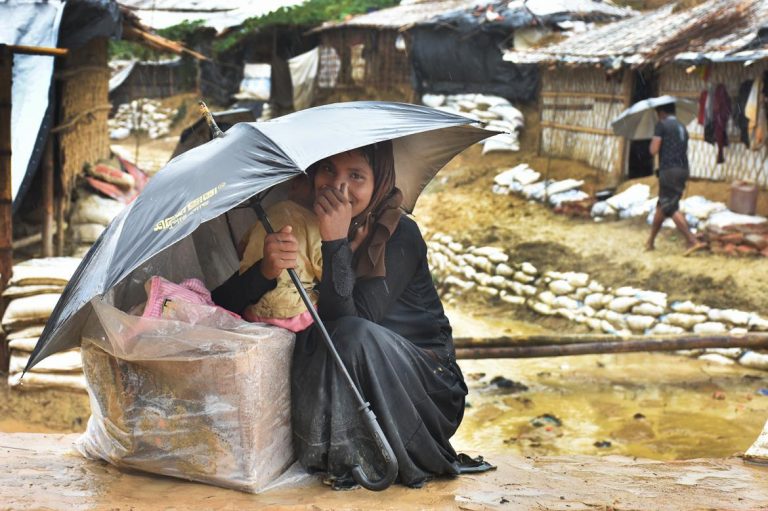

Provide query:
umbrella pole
left=253, top=202, right=398, bottom=491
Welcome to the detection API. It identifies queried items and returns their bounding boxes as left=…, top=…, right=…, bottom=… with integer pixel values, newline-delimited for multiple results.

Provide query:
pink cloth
left=243, top=309, right=315, bottom=333
left=142, top=276, right=239, bottom=319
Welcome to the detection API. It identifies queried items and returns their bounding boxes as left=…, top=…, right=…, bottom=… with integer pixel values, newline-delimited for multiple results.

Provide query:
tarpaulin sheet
left=410, top=27, right=539, bottom=101
left=288, top=47, right=318, bottom=111
left=0, top=0, right=65, bottom=209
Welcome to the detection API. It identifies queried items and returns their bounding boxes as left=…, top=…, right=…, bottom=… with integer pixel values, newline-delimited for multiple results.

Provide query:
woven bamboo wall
left=540, top=67, right=627, bottom=175
left=660, top=61, right=768, bottom=186
left=56, top=37, right=111, bottom=197
left=315, top=29, right=415, bottom=104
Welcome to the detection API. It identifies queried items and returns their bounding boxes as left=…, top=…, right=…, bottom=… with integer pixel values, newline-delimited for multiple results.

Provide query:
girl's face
left=314, top=151, right=375, bottom=217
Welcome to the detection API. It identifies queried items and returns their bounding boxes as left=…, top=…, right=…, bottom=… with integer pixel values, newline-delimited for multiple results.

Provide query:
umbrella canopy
left=26, top=101, right=493, bottom=370
left=611, top=96, right=698, bottom=140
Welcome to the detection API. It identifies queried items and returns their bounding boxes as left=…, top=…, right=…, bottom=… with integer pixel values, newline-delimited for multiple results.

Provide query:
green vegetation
left=109, top=0, right=397, bottom=60
left=215, top=0, right=398, bottom=51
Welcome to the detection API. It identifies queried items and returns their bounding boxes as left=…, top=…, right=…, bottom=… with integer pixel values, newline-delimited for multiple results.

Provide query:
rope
left=50, top=104, right=112, bottom=134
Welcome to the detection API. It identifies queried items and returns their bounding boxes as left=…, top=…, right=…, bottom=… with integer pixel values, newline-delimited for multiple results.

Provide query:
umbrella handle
left=352, top=403, right=399, bottom=491
left=253, top=201, right=399, bottom=491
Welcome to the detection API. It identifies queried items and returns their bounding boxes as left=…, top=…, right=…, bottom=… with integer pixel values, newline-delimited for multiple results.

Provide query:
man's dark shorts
left=657, top=166, right=688, bottom=217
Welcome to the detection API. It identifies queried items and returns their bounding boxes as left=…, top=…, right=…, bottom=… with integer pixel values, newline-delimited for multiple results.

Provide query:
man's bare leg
left=646, top=206, right=665, bottom=250
left=671, top=210, right=698, bottom=246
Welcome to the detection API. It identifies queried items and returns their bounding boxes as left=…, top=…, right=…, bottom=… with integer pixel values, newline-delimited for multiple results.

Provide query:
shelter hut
left=504, top=0, right=760, bottom=187
left=408, top=0, right=635, bottom=103
left=312, top=0, right=634, bottom=105
left=310, top=0, right=476, bottom=104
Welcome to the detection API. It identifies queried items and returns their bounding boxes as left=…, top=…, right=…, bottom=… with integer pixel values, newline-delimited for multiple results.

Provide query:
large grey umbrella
left=611, top=96, right=697, bottom=140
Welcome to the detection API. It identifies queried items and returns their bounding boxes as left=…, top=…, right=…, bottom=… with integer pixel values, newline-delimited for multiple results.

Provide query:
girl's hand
left=314, top=182, right=353, bottom=241
left=260, top=225, right=298, bottom=280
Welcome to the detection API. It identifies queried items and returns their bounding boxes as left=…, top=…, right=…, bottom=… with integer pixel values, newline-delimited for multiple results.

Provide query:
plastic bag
left=76, top=297, right=296, bottom=493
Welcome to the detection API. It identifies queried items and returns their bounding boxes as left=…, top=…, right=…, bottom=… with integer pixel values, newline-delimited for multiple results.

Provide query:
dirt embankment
left=416, top=106, right=768, bottom=325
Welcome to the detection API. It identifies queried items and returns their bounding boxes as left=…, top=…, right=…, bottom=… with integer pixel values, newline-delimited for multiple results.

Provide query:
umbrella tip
left=199, top=100, right=225, bottom=139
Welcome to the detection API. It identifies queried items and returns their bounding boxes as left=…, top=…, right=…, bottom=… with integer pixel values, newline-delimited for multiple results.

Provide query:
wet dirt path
left=2, top=432, right=767, bottom=511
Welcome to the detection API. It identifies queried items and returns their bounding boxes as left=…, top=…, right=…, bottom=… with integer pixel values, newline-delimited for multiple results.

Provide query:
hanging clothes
left=703, top=84, right=715, bottom=147
left=746, top=75, right=766, bottom=150
left=734, top=80, right=753, bottom=147
left=710, top=84, right=732, bottom=164
left=698, top=88, right=708, bottom=125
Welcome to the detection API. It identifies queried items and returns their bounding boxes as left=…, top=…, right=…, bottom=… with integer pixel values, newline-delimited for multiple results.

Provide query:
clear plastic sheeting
left=76, top=298, right=297, bottom=493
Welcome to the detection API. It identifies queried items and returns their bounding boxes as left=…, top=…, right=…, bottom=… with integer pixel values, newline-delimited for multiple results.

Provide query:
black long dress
left=213, top=215, right=467, bottom=487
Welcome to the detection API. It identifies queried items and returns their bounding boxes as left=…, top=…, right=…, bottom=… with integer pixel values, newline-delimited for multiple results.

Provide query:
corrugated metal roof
left=118, top=0, right=307, bottom=31
left=504, top=0, right=756, bottom=67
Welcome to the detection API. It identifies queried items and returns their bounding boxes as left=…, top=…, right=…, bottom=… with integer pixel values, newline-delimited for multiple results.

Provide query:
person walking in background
left=646, top=103, right=705, bottom=254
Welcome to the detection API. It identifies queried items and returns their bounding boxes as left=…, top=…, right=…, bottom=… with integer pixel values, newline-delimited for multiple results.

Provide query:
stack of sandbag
left=421, top=93, right=524, bottom=154
left=1, top=257, right=85, bottom=392
left=69, top=192, right=126, bottom=258
left=427, top=231, right=768, bottom=370
left=108, top=98, right=178, bottom=140
left=491, top=163, right=590, bottom=210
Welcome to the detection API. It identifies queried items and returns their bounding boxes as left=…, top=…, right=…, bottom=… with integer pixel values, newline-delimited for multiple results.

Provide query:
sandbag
left=2, top=284, right=65, bottom=298
left=86, top=163, right=135, bottom=190
left=8, top=371, right=87, bottom=392
left=76, top=298, right=296, bottom=493
left=8, top=257, right=80, bottom=286
left=1, top=293, right=61, bottom=330
left=8, top=337, right=38, bottom=352
left=7, top=324, right=45, bottom=340
left=71, top=223, right=106, bottom=244
left=9, top=349, right=82, bottom=374
left=70, top=193, right=124, bottom=226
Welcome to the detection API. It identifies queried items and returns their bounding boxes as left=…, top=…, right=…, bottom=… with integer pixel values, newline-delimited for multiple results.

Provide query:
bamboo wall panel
left=660, top=61, right=768, bottom=186
left=317, top=29, right=413, bottom=101
left=540, top=68, right=625, bottom=174
left=58, top=37, right=110, bottom=196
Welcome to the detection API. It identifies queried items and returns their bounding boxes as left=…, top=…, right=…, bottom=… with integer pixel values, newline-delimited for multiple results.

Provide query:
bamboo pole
left=41, top=138, right=54, bottom=257
left=0, top=44, right=11, bottom=375
left=454, top=334, right=768, bottom=360
left=540, top=121, right=615, bottom=136
left=7, top=45, right=67, bottom=57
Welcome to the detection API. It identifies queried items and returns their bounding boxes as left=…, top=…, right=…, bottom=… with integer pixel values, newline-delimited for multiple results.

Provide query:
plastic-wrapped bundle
left=76, top=298, right=296, bottom=493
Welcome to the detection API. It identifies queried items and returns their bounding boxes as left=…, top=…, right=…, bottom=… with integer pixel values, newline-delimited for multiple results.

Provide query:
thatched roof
left=117, top=0, right=305, bottom=32
left=312, top=0, right=634, bottom=34
left=504, top=0, right=756, bottom=68
left=675, top=0, right=768, bottom=63
left=311, top=0, right=476, bottom=32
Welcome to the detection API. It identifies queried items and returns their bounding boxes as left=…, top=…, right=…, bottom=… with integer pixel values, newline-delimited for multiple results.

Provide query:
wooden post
left=0, top=44, right=12, bottom=291
left=0, top=44, right=11, bottom=375
left=454, top=333, right=768, bottom=360
left=41, top=137, right=54, bottom=257
left=613, top=70, right=634, bottom=183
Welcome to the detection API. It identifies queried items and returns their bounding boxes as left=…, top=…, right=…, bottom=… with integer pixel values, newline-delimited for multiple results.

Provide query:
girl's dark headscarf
left=352, top=140, right=403, bottom=279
